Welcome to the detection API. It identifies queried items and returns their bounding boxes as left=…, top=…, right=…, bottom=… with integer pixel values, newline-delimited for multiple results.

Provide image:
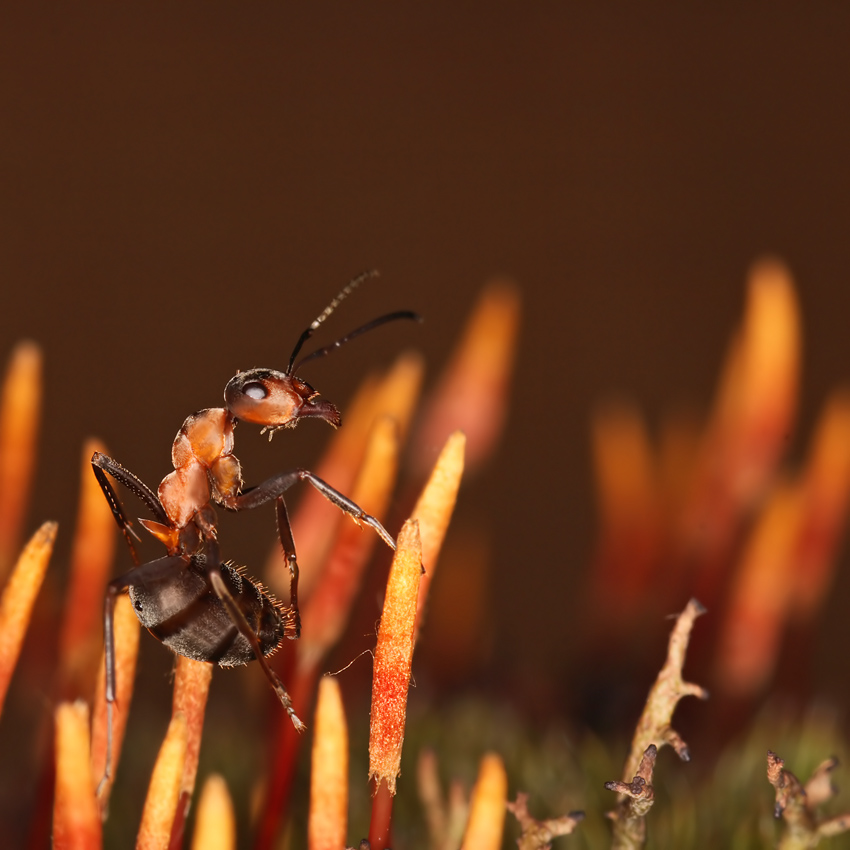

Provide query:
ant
left=92, top=271, right=419, bottom=787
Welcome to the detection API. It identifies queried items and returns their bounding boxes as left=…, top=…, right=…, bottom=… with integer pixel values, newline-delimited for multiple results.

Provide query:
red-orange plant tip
left=308, top=676, right=349, bottom=850
left=368, top=519, right=423, bottom=796
left=411, top=430, right=465, bottom=638
left=0, top=341, right=42, bottom=576
left=191, top=774, right=236, bottom=850
left=137, top=712, right=189, bottom=850
left=0, top=519, right=57, bottom=714
left=54, top=700, right=102, bottom=850
left=461, top=752, right=507, bottom=849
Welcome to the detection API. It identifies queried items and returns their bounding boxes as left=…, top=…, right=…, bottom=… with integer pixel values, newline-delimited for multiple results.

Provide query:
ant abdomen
left=128, top=557, right=292, bottom=667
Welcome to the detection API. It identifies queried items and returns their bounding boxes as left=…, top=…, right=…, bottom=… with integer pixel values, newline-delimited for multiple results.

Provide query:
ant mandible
left=92, top=271, right=419, bottom=786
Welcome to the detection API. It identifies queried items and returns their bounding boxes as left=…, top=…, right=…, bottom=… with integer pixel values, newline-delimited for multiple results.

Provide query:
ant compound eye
left=242, top=381, right=269, bottom=401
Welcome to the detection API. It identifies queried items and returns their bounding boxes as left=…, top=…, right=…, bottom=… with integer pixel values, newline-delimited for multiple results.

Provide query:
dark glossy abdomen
left=128, top=558, right=285, bottom=666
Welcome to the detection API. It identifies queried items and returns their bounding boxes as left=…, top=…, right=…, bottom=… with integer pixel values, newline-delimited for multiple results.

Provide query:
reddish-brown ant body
left=92, top=272, right=418, bottom=785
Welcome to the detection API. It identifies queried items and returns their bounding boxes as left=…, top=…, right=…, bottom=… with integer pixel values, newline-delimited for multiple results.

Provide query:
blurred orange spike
left=589, top=400, right=661, bottom=614
left=790, top=390, right=850, bottom=622
left=137, top=712, right=188, bottom=850
left=461, top=753, right=507, bottom=849
left=716, top=481, right=803, bottom=696
left=308, top=676, right=349, bottom=850
left=0, top=520, right=56, bottom=714
left=411, top=430, right=465, bottom=639
left=414, top=280, right=520, bottom=476
left=272, top=352, right=423, bottom=598
left=59, top=439, right=117, bottom=697
left=54, top=701, right=102, bottom=850
left=0, top=341, right=42, bottom=578
left=369, top=520, right=422, bottom=795
left=90, top=595, right=140, bottom=806
left=190, top=775, right=235, bottom=850
left=298, top=415, right=399, bottom=670
left=681, top=259, right=801, bottom=577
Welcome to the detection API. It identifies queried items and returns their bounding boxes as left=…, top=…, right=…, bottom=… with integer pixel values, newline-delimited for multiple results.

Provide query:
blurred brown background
left=2, top=7, right=850, bottom=720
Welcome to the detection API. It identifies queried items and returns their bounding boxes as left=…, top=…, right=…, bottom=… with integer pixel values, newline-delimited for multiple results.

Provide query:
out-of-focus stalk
left=461, top=753, right=507, bottom=850
left=413, top=280, right=520, bottom=476
left=0, top=341, right=42, bottom=579
left=308, top=676, right=349, bottom=850
left=0, top=520, right=56, bottom=714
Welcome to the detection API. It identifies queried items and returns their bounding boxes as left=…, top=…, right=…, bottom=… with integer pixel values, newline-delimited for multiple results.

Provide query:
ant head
left=224, top=369, right=341, bottom=433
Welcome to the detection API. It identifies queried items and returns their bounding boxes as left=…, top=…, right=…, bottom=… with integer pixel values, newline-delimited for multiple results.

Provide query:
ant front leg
left=233, top=468, right=397, bottom=551
left=201, top=536, right=306, bottom=732
left=99, top=554, right=190, bottom=796
left=91, top=451, right=169, bottom=565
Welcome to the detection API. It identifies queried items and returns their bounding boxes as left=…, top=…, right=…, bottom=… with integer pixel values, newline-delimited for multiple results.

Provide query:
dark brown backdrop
left=2, top=7, right=850, bottom=709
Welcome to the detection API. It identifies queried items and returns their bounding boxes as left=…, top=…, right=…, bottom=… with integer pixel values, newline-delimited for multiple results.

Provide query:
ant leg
left=201, top=537, right=306, bottom=733
left=275, top=498, right=300, bottom=639
left=234, top=469, right=397, bottom=550
left=99, top=554, right=189, bottom=796
left=91, top=452, right=169, bottom=564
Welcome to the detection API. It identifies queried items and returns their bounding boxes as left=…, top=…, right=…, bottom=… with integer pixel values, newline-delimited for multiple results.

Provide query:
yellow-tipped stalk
left=410, top=430, right=465, bottom=639
left=0, top=520, right=56, bottom=714
left=190, top=775, right=236, bottom=850
left=308, top=676, right=349, bottom=850
left=0, top=341, right=42, bottom=578
left=461, top=753, right=507, bottom=850
left=136, top=713, right=189, bottom=850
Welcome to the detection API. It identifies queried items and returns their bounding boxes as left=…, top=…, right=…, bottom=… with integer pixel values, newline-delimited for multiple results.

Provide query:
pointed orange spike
left=0, top=520, right=56, bottom=714
left=308, top=676, right=349, bottom=850
left=410, top=430, right=465, bottom=639
left=0, top=341, right=42, bottom=579
left=53, top=701, right=102, bottom=850
left=136, top=713, right=189, bottom=850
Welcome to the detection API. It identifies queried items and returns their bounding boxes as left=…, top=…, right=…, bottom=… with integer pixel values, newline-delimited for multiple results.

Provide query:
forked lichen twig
left=768, top=751, right=850, bottom=849
left=605, top=598, right=708, bottom=849
left=506, top=792, right=585, bottom=850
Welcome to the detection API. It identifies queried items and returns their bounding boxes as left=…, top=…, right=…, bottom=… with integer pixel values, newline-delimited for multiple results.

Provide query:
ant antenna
left=293, top=309, right=423, bottom=373
left=286, top=270, right=380, bottom=375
